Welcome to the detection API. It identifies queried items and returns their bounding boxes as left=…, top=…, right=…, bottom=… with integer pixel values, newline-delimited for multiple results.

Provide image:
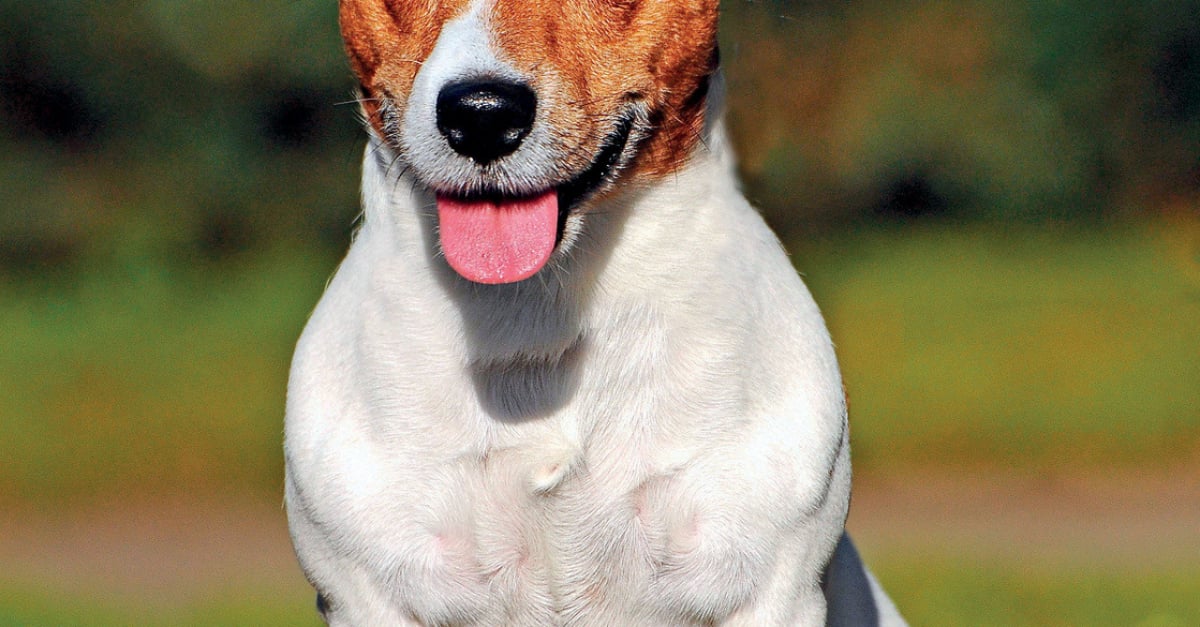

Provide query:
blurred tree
left=0, top=0, right=1197, bottom=271
left=0, top=0, right=360, bottom=270
left=724, top=0, right=1200, bottom=232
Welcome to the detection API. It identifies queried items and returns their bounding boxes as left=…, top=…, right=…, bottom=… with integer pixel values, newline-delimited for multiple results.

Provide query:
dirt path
left=2, top=469, right=1197, bottom=605
left=847, top=468, right=1200, bottom=570
left=0, top=495, right=310, bottom=603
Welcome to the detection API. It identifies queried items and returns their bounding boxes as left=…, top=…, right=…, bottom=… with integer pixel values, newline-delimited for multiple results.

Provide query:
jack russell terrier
left=285, top=0, right=906, bottom=624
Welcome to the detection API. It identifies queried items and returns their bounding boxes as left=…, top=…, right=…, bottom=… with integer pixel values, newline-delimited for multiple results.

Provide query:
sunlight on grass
left=0, top=247, right=335, bottom=505
left=793, top=219, right=1200, bottom=474
left=0, top=580, right=320, bottom=627
left=872, top=555, right=1200, bottom=626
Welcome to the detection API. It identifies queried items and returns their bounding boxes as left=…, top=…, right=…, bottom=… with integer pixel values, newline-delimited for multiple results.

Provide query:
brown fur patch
left=491, top=0, right=719, bottom=178
left=340, top=0, right=471, bottom=133
left=340, top=0, right=719, bottom=180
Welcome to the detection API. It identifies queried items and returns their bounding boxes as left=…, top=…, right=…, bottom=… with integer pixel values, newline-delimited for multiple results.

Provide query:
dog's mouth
left=557, top=113, right=637, bottom=215
left=435, top=113, right=638, bottom=285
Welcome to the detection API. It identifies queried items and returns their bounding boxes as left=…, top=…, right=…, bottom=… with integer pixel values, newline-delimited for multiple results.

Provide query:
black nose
left=436, top=80, right=537, bottom=165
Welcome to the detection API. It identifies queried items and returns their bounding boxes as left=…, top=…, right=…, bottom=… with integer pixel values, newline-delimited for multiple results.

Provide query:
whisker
left=335, top=97, right=382, bottom=107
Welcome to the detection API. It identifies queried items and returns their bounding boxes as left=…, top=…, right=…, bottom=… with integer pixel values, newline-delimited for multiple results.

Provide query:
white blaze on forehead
left=409, top=0, right=517, bottom=96
left=399, top=0, right=561, bottom=196
left=403, top=2, right=498, bottom=147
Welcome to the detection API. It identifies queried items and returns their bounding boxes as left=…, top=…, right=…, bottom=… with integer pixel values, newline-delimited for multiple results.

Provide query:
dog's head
left=340, top=0, right=719, bottom=284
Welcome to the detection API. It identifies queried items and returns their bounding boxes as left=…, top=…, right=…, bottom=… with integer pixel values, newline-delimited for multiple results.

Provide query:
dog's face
left=340, top=0, right=718, bottom=284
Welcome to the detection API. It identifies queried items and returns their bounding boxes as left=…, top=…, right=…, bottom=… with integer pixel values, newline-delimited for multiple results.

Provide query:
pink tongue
left=436, top=190, right=559, bottom=284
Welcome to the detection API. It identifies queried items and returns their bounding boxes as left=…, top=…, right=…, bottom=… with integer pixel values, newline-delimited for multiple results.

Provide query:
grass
left=872, top=555, right=1200, bottom=626
left=0, top=579, right=320, bottom=627
left=0, top=245, right=334, bottom=505
left=793, top=217, right=1200, bottom=474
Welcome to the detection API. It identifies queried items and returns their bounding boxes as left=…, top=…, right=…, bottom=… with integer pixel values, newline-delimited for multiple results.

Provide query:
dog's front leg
left=635, top=428, right=849, bottom=626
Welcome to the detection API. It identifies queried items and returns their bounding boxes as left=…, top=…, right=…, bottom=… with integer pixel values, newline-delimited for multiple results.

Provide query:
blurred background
left=1, top=0, right=1197, bottom=624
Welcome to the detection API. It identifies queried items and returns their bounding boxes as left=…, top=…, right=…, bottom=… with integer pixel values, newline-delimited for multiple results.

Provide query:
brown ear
left=637, top=39, right=719, bottom=178
left=491, top=0, right=720, bottom=179
left=339, top=0, right=470, bottom=136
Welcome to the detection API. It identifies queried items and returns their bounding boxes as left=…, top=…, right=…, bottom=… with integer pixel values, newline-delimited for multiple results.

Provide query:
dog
left=284, top=0, right=906, bottom=625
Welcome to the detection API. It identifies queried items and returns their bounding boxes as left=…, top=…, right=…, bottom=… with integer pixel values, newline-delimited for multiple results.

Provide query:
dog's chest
left=345, top=329, right=716, bottom=622
left=376, top=418, right=687, bottom=624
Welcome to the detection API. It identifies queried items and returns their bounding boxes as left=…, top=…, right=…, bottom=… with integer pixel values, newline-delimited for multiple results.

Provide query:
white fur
left=285, top=5, right=905, bottom=626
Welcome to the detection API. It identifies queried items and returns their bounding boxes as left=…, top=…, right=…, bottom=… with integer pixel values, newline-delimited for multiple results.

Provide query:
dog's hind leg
left=822, top=534, right=907, bottom=626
